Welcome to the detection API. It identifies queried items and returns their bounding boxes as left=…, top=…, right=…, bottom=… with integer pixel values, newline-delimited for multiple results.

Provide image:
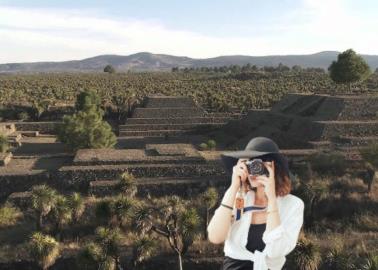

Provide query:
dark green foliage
left=75, top=89, right=101, bottom=112
left=328, top=49, right=371, bottom=87
left=104, top=65, right=116, bottom=74
left=58, top=89, right=117, bottom=151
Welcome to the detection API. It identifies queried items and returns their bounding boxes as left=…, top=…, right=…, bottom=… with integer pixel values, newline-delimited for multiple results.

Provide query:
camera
left=245, top=158, right=269, bottom=177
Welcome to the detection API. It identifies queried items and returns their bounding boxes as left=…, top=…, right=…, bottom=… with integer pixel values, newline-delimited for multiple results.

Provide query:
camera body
left=245, top=158, right=269, bottom=177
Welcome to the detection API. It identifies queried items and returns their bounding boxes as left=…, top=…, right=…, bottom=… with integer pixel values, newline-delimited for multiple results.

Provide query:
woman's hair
left=249, top=153, right=292, bottom=197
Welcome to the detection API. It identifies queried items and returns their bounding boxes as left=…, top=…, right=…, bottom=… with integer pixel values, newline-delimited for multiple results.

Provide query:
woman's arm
left=207, top=159, right=249, bottom=244
left=207, top=183, right=239, bottom=244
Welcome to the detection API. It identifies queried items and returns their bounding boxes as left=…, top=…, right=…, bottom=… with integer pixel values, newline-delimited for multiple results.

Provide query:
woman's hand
left=230, top=159, right=249, bottom=190
left=251, top=160, right=276, bottom=200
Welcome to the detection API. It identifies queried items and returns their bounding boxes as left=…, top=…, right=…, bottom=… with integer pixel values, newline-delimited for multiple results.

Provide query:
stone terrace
left=210, top=92, right=378, bottom=168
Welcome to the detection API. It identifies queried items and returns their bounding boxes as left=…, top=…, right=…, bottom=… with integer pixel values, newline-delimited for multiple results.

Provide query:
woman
left=207, top=137, right=304, bottom=270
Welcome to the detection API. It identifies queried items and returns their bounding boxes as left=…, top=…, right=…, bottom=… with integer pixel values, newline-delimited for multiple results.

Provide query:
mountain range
left=1, top=51, right=377, bottom=74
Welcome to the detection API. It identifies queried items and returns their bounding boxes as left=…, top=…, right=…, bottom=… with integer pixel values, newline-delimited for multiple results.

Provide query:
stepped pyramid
left=118, top=94, right=241, bottom=148
left=212, top=92, right=378, bottom=166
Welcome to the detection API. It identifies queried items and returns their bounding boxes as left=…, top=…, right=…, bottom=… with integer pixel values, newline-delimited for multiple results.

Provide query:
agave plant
left=31, top=185, right=58, bottom=230
left=29, top=232, right=60, bottom=270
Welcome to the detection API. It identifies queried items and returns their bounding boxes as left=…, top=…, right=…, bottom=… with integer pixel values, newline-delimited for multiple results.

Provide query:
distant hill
left=1, top=51, right=378, bottom=73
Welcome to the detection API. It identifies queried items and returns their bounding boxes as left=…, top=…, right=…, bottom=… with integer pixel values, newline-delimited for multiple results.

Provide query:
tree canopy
left=328, top=49, right=371, bottom=88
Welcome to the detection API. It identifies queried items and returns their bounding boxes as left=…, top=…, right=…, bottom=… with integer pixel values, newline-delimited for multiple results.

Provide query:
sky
left=0, top=0, right=377, bottom=63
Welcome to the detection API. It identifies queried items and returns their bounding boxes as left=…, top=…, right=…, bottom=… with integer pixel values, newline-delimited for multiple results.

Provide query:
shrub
left=199, top=142, right=208, bottom=150
left=0, top=203, right=22, bottom=228
left=17, top=111, right=29, bottom=121
left=207, top=139, right=216, bottom=149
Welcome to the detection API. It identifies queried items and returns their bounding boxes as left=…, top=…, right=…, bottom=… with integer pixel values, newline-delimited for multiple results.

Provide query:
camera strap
left=235, top=178, right=267, bottom=221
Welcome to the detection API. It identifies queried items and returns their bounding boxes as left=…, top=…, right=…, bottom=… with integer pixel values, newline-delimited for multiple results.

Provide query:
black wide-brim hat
left=220, top=136, right=290, bottom=175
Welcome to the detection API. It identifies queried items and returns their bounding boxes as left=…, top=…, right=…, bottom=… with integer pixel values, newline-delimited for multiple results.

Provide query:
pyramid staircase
left=118, top=94, right=241, bottom=148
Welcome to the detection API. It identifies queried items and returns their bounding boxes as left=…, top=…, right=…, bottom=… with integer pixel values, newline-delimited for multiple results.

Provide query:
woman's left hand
left=250, top=160, right=276, bottom=200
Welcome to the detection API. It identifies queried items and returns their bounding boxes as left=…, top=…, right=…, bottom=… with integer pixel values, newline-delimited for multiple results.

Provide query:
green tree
left=104, top=65, right=116, bottom=74
left=31, top=185, right=58, bottom=230
left=29, top=232, right=60, bottom=270
left=58, top=90, right=117, bottom=151
left=328, top=49, right=371, bottom=90
left=75, top=89, right=101, bottom=112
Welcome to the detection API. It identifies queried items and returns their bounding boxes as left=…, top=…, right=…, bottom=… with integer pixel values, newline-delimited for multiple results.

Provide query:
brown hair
left=248, top=153, right=292, bottom=197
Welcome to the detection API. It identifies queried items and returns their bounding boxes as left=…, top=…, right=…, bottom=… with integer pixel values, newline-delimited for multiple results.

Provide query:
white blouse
left=222, top=190, right=305, bottom=270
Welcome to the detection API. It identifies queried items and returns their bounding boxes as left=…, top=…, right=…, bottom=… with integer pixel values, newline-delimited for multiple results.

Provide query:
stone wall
left=0, top=172, right=50, bottom=200
left=12, top=121, right=62, bottom=134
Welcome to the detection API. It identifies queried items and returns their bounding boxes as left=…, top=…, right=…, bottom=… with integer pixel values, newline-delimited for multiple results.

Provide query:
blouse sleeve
left=261, top=198, right=305, bottom=259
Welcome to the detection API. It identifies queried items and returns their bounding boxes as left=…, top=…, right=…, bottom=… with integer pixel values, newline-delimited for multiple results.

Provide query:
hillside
left=1, top=51, right=378, bottom=74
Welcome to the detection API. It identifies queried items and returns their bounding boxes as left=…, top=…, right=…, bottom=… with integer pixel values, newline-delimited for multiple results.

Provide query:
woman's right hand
left=231, top=159, right=249, bottom=190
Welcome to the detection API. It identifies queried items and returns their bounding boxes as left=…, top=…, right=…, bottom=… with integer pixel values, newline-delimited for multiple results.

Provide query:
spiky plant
left=31, top=185, right=58, bottom=230
left=29, top=232, right=60, bottom=270
left=151, top=196, right=200, bottom=270
left=131, top=235, right=157, bottom=267
left=69, top=192, right=85, bottom=224
left=323, top=237, right=355, bottom=270
left=289, top=236, right=321, bottom=270
left=118, top=171, right=137, bottom=198
left=95, top=226, right=122, bottom=269
left=110, top=195, right=134, bottom=227
left=51, top=195, right=72, bottom=238
left=132, top=202, right=154, bottom=237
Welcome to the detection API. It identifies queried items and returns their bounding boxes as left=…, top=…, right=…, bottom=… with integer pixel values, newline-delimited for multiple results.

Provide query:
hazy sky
left=0, top=0, right=377, bottom=63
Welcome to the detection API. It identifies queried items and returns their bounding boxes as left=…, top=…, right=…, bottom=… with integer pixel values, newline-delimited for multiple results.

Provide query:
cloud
left=0, top=3, right=376, bottom=63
